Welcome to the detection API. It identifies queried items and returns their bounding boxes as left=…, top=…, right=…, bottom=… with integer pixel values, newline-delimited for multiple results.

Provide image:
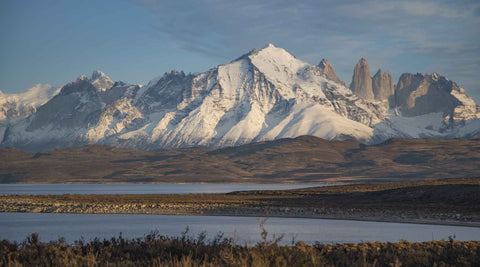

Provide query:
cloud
left=130, top=0, right=480, bottom=99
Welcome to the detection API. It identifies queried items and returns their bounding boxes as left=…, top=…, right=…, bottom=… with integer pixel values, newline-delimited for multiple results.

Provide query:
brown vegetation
left=1, top=232, right=479, bottom=266
left=1, top=136, right=480, bottom=183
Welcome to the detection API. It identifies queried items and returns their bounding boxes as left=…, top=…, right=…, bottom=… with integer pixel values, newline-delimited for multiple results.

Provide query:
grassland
left=2, top=136, right=480, bottom=183
left=2, top=178, right=479, bottom=227
left=1, top=232, right=479, bottom=266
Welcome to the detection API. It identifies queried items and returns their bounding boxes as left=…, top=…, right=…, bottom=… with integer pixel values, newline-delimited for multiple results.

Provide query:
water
left=0, top=183, right=329, bottom=195
left=1, top=212, right=478, bottom=245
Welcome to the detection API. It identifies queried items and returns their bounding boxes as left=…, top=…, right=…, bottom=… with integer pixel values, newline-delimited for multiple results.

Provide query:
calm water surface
left=0, top=184, right=329, bottom=195
left=1, top=213, right=478, bottom=245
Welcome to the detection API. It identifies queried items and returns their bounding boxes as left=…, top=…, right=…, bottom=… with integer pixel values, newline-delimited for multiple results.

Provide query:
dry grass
left=2, top=136, right=480, bottom=183
left=1, top=231, right=479, bottom=266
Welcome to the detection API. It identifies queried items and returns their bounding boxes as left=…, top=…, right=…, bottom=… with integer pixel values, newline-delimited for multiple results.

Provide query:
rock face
left=394, top=73, right=425, bottom=112
left=372, top=72, right=480, bottom=142
left=372, top=69, right=395, bottom=106
left=394, top=72, right=479, bottom=123
left=318, top=59, right=344, bottom=85
left=350, top=58, right=374, bottom=101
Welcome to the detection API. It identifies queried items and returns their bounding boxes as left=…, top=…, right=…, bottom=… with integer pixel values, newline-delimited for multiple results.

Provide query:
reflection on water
left=1, top=212, right=478, bottom=245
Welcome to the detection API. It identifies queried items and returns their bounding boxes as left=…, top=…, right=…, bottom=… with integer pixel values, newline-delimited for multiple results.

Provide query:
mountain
left=90, top=70, right=114, bottom=91
left=394, top=72, right=478, bottom=122
left=1, top=44, right=479, bottom=151
left=1, top=73, right=140, bottom=151
left=0, top=84, right=60, bottom=121
left=372, top=72, right=480, bottom=141
left=372, top=69, right=394, bottom=105
left=350, top=58, right=374, bottom=101
left=0, top=84, right=61, bottom=141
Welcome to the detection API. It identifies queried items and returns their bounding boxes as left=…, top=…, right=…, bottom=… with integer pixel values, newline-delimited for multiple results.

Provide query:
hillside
left=1, top=136, right=479, bottom=183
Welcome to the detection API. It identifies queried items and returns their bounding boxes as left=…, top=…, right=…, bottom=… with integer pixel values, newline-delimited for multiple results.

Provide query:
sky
left=1, top=0, right=479, bottom=101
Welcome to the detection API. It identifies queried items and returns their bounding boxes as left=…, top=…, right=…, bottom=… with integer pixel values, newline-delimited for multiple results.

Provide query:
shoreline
left=2, top=178, right=479, bottom=229
left=2, top=208, right=479, bottom=228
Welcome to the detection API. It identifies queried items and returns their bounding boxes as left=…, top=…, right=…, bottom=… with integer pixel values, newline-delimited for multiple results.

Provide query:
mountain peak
left=232, top=43, right=283, bottom=63
left=372, top=68, right=394, bottom=104
left=319, top=58, right=330, bottom=66
left=2, top=45, right=480, bottom=153
left=247, top=43, right=287, bottom=56
left=243, top=44, right=307, bottom=88
left=265, top=43, right=276, bottom=48
left=350, top=58, right=374, bottom=101
left=89, top=70, right=114, bottom=91
left=77, top=74, right=88, bottom=82
left=318, top=58, right=343, bottom=85
left=91, top=70, right=107, bottom=80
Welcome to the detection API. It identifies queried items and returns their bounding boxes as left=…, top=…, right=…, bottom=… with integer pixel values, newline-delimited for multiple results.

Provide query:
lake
left=1, top=212, right=478, bottom=245
left=0, top=183, right=330, bottom=195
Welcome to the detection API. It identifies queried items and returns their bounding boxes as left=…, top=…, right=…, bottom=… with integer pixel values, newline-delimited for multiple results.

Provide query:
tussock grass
left=1, top=230, right=479, bottom=266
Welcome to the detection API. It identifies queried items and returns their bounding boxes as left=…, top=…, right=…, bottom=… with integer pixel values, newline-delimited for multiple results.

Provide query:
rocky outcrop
left=318, top=59, right=344, bottom=85
left=372, top=69, right=394, bottom=106
left=394, top=72, right=480, bottom=123
left=394, top=73, right=424, bottom=111
left=350, top=58, right=374, bottom=101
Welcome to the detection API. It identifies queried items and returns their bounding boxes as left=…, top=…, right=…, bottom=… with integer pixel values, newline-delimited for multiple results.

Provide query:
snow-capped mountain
left=0, top=84, right=61, bottom=142
left=1, top=44, right=479, bottom=151
left=0, top=84, right=60, bottom=121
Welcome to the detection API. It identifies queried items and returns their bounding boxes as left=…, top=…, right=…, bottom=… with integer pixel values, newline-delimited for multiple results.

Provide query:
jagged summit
left=1, top=45, right=479, bottom=152
left=393, top=72, right=479, bottom=120
left=372, top=69, right=394, bottom=104
left=91, top=70, right=106, bottom=80
left=350, top=58, right=374, bottom=101
left=77, top=74, right=89, bottom=81
left=318, top=58, right=343, bottom=85
left=64, top=71, right=114, bottom=93
left=90, top=70, right=114, bottom=91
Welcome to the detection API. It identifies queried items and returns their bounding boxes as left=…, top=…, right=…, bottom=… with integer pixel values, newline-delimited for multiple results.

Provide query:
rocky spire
left=318, top=59, right=344, bottom=85
left=372, top=69, right=394, bottom=104
left=350, top=58, right=374, bottom=101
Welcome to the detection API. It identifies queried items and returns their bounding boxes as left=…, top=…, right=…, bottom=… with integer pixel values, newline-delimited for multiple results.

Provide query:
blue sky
left=1, top=0, right=479, bottom=101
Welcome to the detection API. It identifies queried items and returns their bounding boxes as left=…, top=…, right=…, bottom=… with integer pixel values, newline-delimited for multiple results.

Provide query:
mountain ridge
left=1, top=44, right=479, bottom=152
